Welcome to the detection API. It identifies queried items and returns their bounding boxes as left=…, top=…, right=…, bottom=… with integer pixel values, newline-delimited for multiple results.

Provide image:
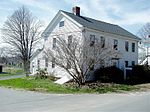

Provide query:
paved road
left=0, top=87, right=150, bottom=112
left=0, top=75, right=25, bottom=80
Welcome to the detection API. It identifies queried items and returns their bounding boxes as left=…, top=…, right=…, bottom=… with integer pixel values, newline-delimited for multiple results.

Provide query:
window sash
left=68, top=35, right=72, bottom=48
left=45, top=58, right=48, bottom=68
left=125, top=41, right=129, bottom=51
left=114, top=39, right=118, bottom=50
left=37, top=60, right=40, bottom=69
left=90, top=35, right=95, bottom=46
left=59, top=21, right=64, bottom=27
left=125, top=61, right=128, bottom=67
left=53, top=38, right=56, bottom=49
left=132, top=61, right=135, bottom=66
left=101, top=36, right=105, bottom=48
left=52, top=58, right=55, bottom=68
left=132, top=43, right=135, bottom=52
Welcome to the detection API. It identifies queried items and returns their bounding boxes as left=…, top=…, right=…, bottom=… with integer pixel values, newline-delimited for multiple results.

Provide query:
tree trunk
left=23, top=60, right=30, bottom=77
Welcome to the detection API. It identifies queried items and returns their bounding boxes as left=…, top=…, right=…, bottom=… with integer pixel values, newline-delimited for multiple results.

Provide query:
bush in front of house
left=94, top=66, right=124, bottom=83
left=34, top=69, right=59, bottom=81
left=129, top=65, right=150, bottom=84
left=35, top=68, right=48, bottom=79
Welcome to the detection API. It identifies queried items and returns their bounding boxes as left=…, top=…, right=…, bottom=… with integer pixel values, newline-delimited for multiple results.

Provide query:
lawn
left=0, top=67, right=24, bottom=77
left=0, top=77, right=138, bottom=94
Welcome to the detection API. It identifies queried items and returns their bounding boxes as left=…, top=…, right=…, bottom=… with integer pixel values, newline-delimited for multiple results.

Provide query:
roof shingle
left=62, top=10, right=140, bottom=40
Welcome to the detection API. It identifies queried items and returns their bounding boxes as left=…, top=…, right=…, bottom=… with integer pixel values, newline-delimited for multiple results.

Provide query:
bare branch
left=1, top=6, right=43, bottom=76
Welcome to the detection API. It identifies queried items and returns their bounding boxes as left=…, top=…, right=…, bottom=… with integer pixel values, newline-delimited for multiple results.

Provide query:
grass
left=0, top=67, right=24, bottom=77
left=0, top=77, right=138, bottom=94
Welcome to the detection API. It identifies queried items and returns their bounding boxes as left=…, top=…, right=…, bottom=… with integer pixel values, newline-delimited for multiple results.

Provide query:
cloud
left=64, top=0, right=150, bottom=26
left=11, top=0, right=57, bottom=15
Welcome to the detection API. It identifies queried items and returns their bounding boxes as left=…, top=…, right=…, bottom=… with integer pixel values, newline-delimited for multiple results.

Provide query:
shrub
left=94, top=66, right=124, bottom=83
left=130, top=65, right=150, bottom=84
left=35, top=68, right=48, bottom=79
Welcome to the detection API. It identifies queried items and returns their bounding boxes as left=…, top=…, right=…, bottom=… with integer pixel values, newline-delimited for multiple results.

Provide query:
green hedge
left=94, top=66, right=124, bottom=83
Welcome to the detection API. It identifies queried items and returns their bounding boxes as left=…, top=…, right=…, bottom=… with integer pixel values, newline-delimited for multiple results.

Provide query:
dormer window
left=59, top=21, right=64, bottom=27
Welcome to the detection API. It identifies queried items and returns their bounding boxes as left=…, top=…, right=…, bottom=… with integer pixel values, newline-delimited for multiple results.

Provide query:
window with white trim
left=68, top=35, right=72, bottom=48
left=132, top=43, right=135, bottom=52
left=37, top=60, right=40, bottom=69
left=52, top=58, right=55, bottom=68
left=90, top=35, right=95, bottom=46
left=125, top=61, right=128, bottom=67
left=53, top=38, right=56, bottom=49
left=45, top=58, right=48, bottom=68
left=125, top=41, right=129, bottom=52
left=101, top=36, right=105, bottom=48
left=59, top=21, right=64, bottom=27
left=132, top=61, right=135, bottom=66
left=114, top=39, right=118, bottom=50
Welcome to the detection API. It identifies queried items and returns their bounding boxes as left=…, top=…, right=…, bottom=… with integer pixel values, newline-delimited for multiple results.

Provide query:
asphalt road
left=0, top=87, right=150, bottom=112
left=0, top=74, right=25, bottom=80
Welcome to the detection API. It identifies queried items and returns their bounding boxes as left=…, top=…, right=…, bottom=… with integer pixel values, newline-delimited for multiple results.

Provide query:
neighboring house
left=30, top=6, right=141, bottom=77
left=138, top=37, right=150, bottom=65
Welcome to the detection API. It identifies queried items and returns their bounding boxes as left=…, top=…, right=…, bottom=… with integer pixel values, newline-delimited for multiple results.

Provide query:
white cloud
left=64, top=0, right=150, bottom=26
left=11, top=0, right=57, bottom=15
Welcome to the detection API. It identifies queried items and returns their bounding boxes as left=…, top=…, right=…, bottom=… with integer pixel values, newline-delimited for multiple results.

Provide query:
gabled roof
left=61, top=10, right=141, bottom=40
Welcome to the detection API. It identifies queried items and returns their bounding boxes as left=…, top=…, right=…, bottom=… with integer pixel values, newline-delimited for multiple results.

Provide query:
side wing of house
left=83, top=27, right=139, bottom=70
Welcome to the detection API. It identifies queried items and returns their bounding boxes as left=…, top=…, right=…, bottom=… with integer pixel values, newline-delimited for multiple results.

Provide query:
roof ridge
left=61, top=10, right=117, bottom=26
left=60, top=10, right=140, bottom=40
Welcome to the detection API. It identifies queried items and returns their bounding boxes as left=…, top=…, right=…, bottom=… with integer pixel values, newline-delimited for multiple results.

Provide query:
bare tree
left=0, top=47, right=6, bottom=57
left=138, top=23, right=150, bottom=64
left=138, top=23, right=150, bottom=39
left=45, top=33, right=121, bottom=86
left=1, top=6, right=43, bottom=76
left=0, top=47, right=8, bottom=64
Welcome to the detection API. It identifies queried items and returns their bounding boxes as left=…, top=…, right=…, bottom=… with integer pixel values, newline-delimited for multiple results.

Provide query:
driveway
left=0, top=87, right=150, bottom=112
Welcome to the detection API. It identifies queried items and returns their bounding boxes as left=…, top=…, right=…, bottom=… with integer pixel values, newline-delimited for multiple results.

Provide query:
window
left=59, top=21, right=64, bottom=27
left=52, top=58, right=55, bottom=68
left=89, top=59, right=95, bottom=70
left=125, top=61, right=128, bottom=67
left=132, top=61, right=135, bottom=66
left=53, top=38, right=56, bottom=49
left=132, top=43, right=135, bottom=52
left=37, top=60, right=40, bottom=69
left=90, top=35, right=95, bottom=46
left=68, top=35, right=72, bottom=48
left=45, top=58, right=48, bottom=68
left=100, top=36, right=105, bottom=48
left=67, top=60, right=71, bottom=69
left=125, top=41, right=129, bottom=52
left=114, top=39, right=118, bottom=50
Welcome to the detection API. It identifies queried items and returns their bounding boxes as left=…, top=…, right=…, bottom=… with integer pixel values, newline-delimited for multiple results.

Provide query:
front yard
left=0, top=77, right=138, bottom=94
left=0, top=67, right=24, bottom=77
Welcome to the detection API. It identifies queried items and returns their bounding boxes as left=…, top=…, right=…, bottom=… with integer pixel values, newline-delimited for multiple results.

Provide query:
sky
left=0, top=0, right=150, bottom=44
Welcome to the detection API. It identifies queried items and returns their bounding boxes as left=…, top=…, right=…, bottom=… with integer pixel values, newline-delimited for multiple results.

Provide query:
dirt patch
left=135, top=83, right=150, bottom=92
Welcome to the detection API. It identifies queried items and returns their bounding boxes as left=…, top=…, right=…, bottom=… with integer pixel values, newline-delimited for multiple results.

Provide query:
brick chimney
left=72, top=6, right=80, bottom=16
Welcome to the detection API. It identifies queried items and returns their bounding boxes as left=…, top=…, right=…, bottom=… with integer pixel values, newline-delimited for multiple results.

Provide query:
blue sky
left=0, top=0, right=150, bottom=39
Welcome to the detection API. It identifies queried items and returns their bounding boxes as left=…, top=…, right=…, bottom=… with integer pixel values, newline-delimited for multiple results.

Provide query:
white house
left=138, top=37, right=150, bottom=65
left=30, top=6, right=141, bottom=78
